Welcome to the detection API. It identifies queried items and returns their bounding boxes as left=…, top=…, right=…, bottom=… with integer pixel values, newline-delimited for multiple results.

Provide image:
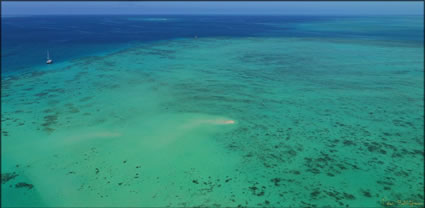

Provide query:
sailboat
left=46, top=50, right=53, bottom=64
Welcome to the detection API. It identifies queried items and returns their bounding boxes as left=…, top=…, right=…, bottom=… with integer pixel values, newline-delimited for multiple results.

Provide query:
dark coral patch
left=271, top=178, right=281, bottom=186
left=35, top=92, right=49, bottom=97
left=249, top=185, right=266, bottom=196
left=79, top=96, right=93, bottom=102
left=41, top=114, right=59, bottom=132
left=1, top=172, right=19, bottom=184
left=360, top=189, right=372, bottom=198
left=290, top=170, right=301, bottom=175
left=310, top=190, right=321, bottom=198
left=15, top=182, right=34, bottom=189
left=343, top=192, right=356, bottom=200
left=343, top=140, right=355, bottom=146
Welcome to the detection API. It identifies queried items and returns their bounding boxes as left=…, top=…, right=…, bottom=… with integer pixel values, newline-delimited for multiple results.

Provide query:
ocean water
left=1, top=15, right=424, bottom=207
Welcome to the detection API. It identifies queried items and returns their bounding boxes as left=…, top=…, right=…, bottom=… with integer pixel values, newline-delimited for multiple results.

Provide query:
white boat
left=46, top=50, right=53, bottom=64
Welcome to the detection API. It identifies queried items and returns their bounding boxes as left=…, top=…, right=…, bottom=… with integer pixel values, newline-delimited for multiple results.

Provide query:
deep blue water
left=2, top=15, right=423, bottom=75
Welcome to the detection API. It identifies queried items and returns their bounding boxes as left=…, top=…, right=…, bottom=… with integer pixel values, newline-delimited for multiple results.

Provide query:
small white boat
left=46, top=50, right=53, bottom=64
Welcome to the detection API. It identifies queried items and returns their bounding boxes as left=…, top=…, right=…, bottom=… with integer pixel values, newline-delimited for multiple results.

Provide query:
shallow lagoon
left=1, top=16, right=424, bottom=207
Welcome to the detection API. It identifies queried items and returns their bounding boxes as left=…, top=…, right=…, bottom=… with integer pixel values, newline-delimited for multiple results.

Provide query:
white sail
left=46, top=50, right=53, bottom=64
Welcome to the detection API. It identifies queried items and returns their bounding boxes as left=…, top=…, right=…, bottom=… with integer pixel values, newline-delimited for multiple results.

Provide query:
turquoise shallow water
left=1, top=16, right=424, bottom=207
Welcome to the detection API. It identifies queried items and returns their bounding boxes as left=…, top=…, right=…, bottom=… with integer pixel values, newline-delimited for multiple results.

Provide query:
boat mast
left=47, top=50, right=50, bottom=60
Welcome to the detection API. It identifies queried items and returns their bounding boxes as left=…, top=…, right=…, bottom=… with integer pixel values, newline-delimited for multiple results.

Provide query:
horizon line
left=2, top=13, right=424, bottom=17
